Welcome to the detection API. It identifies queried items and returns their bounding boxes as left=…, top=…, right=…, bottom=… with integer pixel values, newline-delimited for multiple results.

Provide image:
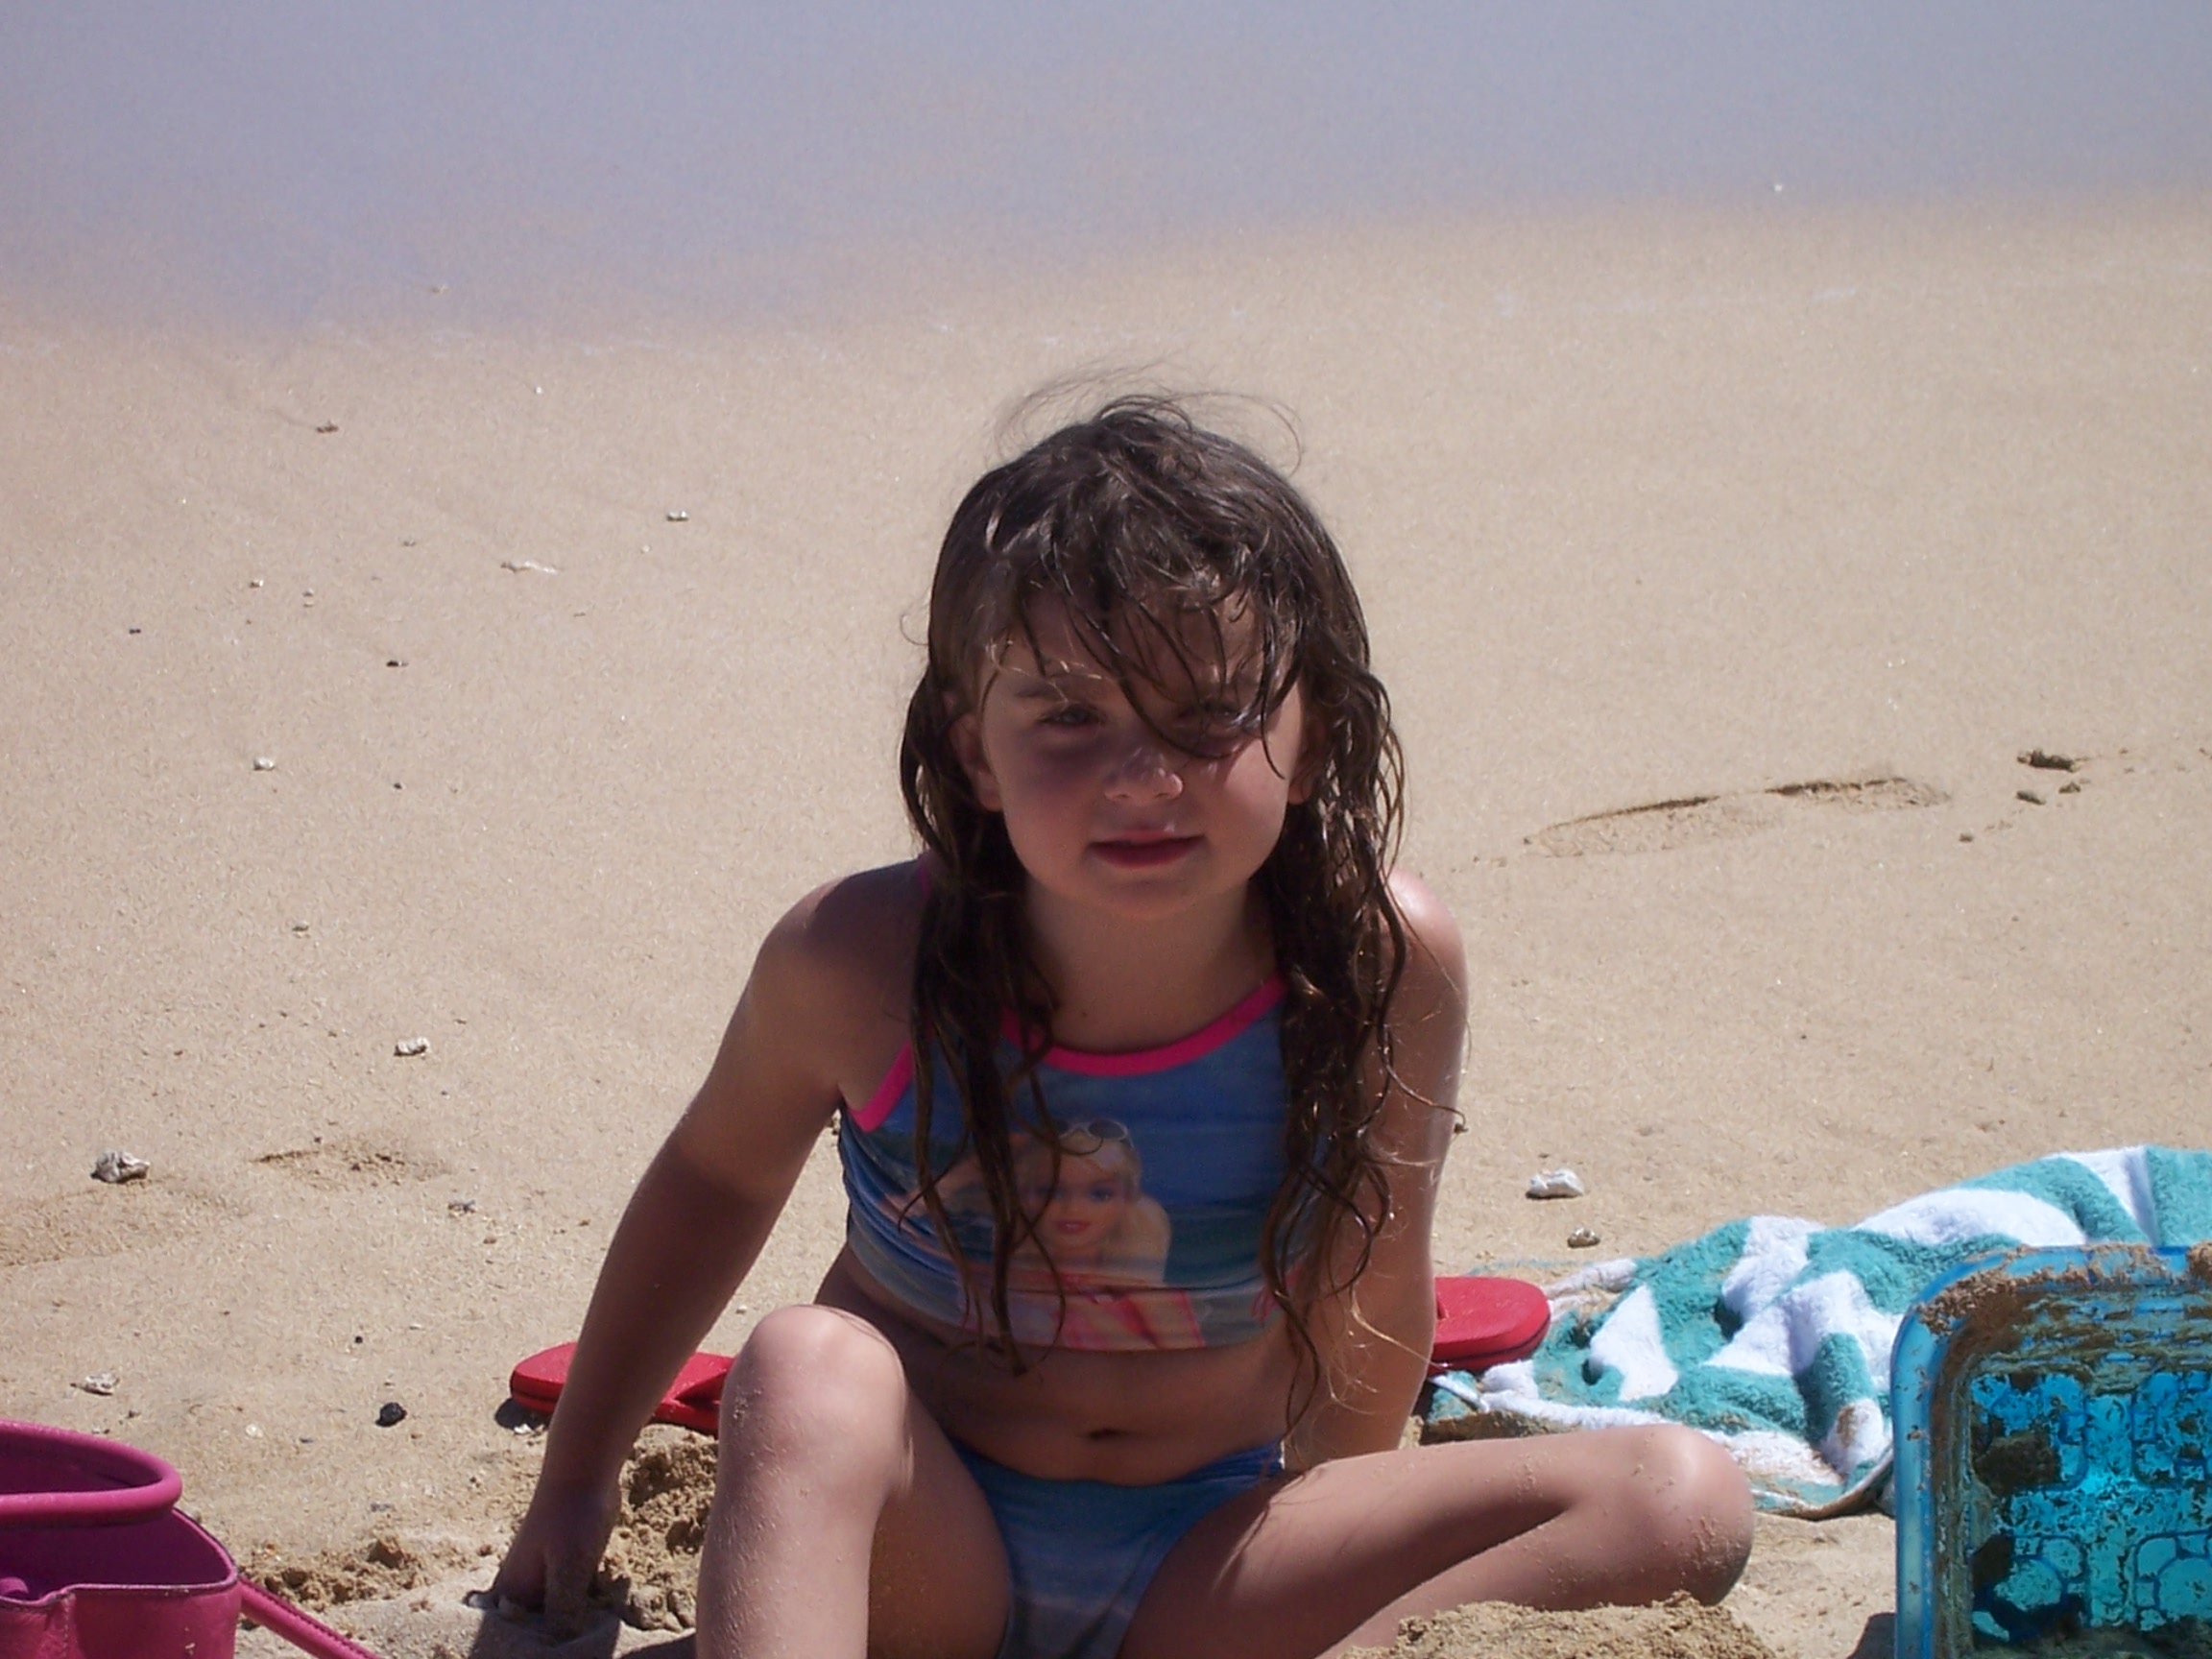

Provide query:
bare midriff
left=818, top=1249, right=1295, bottom=1484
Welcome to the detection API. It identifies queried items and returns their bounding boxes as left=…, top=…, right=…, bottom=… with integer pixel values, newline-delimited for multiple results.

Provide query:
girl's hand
left=488, top=1474, right=622, bottom=1639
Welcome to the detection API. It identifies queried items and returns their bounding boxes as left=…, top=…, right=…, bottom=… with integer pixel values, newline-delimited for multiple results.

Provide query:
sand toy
left=1892, top=1243, right=2212, bottom=1657
left=1, top=1418, right=379, bottom=1659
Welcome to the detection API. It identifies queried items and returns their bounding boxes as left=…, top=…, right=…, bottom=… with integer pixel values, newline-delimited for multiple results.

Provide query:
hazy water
left=5, top=1, right=2210, bottom=325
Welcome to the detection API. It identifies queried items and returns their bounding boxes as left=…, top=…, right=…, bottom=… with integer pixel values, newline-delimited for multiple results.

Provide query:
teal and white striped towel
left=1423, top=1145, right=2212, bottom=1517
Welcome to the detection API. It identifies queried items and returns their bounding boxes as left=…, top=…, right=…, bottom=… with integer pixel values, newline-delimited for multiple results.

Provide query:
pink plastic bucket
left=0, top=1420, right=375, bottom=1659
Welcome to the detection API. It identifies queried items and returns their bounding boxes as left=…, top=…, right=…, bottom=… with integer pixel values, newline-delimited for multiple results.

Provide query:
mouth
left=1092, top=833, right=1200, bottom=869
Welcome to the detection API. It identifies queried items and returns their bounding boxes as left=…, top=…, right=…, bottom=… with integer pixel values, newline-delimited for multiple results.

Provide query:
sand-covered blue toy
left=1893, top=1242, right=2212, bottom=1657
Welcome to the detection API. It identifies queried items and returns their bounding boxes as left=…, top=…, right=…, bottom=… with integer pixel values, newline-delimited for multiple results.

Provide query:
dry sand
left=5, top=194, right=2209, bottom=1659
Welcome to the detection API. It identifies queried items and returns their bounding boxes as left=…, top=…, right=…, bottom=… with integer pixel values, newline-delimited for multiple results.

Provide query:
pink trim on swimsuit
left=1031, top=977, right=1286, bottom=1076
left=846, top=976, right=1285, bottom=1131
left=853, top=1046, right=915, bottom=1134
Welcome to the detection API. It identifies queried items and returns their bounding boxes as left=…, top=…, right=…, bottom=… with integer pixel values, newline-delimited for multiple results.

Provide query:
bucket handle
left=2, top=1422, right=386, bottom=1659
left=0, top=1421, right=182, bottom=1529
left=239, top=1581, right=389, bottom=1659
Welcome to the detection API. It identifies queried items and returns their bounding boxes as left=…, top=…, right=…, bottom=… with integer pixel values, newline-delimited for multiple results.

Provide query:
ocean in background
left=5, top=1, right=2211, bottom=326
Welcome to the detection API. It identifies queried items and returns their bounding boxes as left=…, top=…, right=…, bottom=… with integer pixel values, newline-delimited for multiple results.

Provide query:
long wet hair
left=898, top=397, right=1409, bottom=1411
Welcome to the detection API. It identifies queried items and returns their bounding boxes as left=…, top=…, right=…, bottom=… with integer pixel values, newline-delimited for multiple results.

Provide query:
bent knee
left=720, top=1306, right=911, bottom=1472
left=1612, top=1426, right=1755, bottom=1602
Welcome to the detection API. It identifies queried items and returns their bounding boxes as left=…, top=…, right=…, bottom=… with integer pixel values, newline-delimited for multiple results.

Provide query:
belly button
left=1084, top=1427, right=1129, bottom=1442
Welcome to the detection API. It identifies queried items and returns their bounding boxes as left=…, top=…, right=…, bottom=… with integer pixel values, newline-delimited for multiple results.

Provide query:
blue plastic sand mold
left=1894, top=1244, right=2212, bottom=1657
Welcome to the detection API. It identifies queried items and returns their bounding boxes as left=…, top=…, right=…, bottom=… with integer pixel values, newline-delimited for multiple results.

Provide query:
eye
left=1173, top=700, right=1254, bottom=748
left=1040, top=702, right=1100, bottom=729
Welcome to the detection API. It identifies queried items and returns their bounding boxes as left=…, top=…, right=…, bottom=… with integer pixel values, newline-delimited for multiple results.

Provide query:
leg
left=695, top=1306, right=1010, bottom=1659
left=1121, top=1425, right=1754, bottom=1659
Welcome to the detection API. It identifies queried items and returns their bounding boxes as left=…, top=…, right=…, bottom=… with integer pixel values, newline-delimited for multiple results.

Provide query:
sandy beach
left=5, top=193, right=2210, bottom=1659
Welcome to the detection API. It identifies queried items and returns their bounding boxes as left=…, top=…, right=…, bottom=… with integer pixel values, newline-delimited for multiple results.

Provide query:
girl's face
left=954, top=600, right=1310, bottom=928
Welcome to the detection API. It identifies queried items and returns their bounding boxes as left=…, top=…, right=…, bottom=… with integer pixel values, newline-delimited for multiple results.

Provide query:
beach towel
left=1422, top=1145, right=2212, bottom=1517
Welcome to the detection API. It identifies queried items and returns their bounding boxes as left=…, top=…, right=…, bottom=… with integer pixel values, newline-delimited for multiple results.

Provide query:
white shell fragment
left=252, top=757, right=276, bottom=772
left=91, top=1150, right=150, bottom=1184
left=393, top=1037, right=429, bottom=1057
left=1526, top=1167, right=1587, bottom=1200
left=1567, top=1227, right=1602, bottom=1249
left=499, top=559, right=559, bottom=575
left=76, top=1372, right=118, bottom=1397
left=664, top=510, right=689, bottom=522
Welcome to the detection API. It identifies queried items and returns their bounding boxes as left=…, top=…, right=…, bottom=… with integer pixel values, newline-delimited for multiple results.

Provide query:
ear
left=950, top=710, right=1004, bottom=812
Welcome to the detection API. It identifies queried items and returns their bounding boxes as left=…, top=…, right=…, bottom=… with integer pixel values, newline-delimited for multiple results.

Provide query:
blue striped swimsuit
left=837, top=978, right=1292, bottom=1659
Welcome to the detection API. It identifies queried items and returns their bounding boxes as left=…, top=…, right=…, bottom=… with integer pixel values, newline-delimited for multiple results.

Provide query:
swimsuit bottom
left=953, top=1440, right=1283, bottom=1659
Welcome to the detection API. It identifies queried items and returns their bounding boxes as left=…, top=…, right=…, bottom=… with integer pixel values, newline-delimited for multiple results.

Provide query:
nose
left=1105, top=733, right=1183, bottom=801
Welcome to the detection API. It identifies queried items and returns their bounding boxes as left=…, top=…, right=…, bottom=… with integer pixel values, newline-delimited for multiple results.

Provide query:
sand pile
left=592, top=1428, right=718, bottom=1633
left=1355, top=1593, right=1786, bottom=1659
left=242, top=1426, right=710, bottom=1634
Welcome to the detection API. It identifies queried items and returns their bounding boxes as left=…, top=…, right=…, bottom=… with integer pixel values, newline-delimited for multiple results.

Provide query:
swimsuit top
left=837, top=978, right=1291, bottom=1352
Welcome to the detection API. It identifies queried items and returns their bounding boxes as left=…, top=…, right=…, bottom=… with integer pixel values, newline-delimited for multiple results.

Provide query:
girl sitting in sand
left=493, top=398, right=1753, bottom=1658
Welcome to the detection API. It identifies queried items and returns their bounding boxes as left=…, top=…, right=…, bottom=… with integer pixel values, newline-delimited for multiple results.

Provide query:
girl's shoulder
left=756, top=858, right=925, bottom=1016
left=677, top=862, right=924, bottom=1173
left=1363, top=870, right=1468, bottom=1169
left=707, top=859, right=926, bottom=1118
left=1385, top=868, right=1466, bottom=1003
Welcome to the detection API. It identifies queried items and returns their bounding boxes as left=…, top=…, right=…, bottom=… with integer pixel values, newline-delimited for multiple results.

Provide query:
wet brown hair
left=898, top=397, right=1408, bottom=1412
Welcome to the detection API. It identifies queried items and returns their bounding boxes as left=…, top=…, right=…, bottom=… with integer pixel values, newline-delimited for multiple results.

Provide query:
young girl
left=492, top=399, right=1754, bottom=1659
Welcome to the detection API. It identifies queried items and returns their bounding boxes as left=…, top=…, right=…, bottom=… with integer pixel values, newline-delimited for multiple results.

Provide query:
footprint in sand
left=0, top=1183, right=228, bottom=1269
left=253, top=1140, right=445, bottom=1190
left=1530, top=776, right=1948, bottom=857
left=0, top=1143, right=443, bottom=1268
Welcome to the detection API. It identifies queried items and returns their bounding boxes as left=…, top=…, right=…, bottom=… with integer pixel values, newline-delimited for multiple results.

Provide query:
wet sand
left=5, top=194, right=2209, bottom=1659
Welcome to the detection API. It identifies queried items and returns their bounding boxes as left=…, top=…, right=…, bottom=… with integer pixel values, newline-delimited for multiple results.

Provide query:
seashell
left=91, top=1150, right=150, bottom=1184
left=1527, top=1167, right=1587, bottom=1200
left=499, top=559, right=559, bottom=575
left=393, top=1038, right=428, bottom=1057
left=1567, top=1227, right=1602, bottom=1249
left=76, top=1372, right=118, bottom=1396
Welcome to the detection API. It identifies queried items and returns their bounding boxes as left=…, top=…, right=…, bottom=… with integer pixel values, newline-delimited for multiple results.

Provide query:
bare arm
left=1284, top=874, right=1466, bottom=1470
left=493, top=875, right=895, bottom=1618
left=526, top=1132, right=796, bottom=1493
